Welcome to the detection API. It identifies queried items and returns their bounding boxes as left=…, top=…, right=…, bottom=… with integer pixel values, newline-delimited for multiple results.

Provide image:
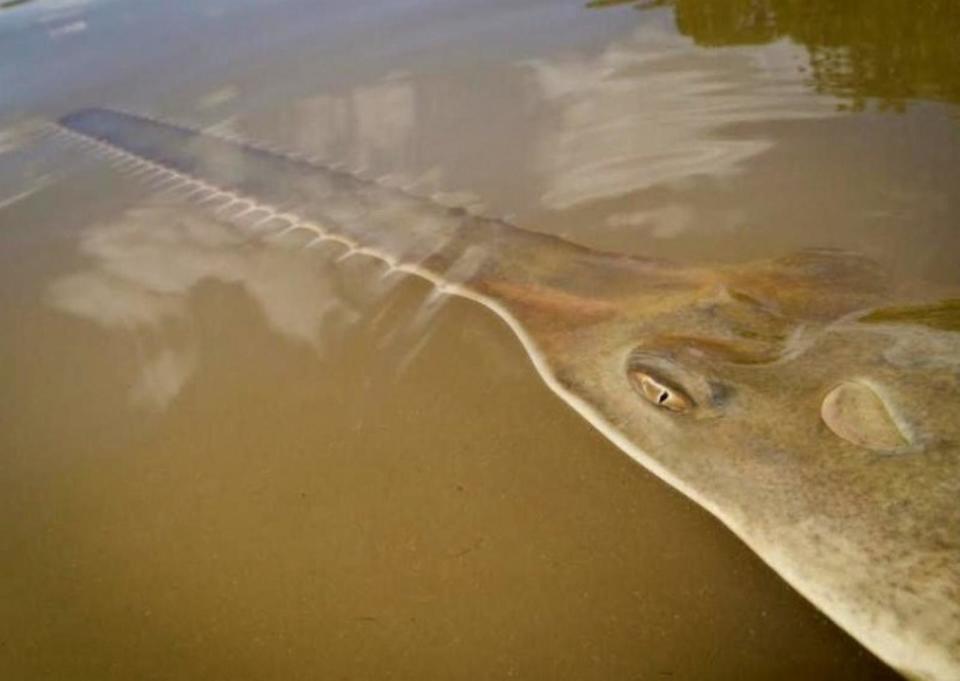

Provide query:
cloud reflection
left=129, top=347, right=197, bottom=411
left=283, top=73, right=416, bottom=176
left=47, top=18, right=85, bottom=38
left=229, top=73, right=492, bottom=211
left=48, top=205, right=356, bottom=410
left=528, top=25, right=836, bottom=210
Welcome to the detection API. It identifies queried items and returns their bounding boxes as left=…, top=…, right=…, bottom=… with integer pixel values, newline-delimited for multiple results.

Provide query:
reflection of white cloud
left=279, top=74, right=416, bottom=176
left=48, top=205, right=355, bottom=410
left=49, top=270, right=183, bottom=328
left=529, top=26, right=835, bottom=210
left=353, top=75, right=415, bottom=166
left=130, top=348, right=196, bottom=411
left=225, top=73, right=497, bottom=211
left=47, top=19, right=86, bottom=38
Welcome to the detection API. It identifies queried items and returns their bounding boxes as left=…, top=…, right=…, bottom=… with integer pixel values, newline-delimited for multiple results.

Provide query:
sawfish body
left=58, top=109, right=960, bottom=680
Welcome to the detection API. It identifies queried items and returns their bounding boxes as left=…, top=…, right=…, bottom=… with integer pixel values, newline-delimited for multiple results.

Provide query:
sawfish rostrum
left=58, top=108, right=960, bottom=681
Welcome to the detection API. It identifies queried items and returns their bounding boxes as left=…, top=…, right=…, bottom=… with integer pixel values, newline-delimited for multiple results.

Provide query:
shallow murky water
left=1, top=1, right=958, bottom=679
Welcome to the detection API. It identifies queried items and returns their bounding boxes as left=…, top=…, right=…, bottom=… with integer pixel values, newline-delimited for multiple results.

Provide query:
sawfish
left=56, top=108, right=959, bottom=680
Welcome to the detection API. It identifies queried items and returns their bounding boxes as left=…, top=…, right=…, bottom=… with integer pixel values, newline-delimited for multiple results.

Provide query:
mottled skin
left=484, top=247, right=960, bottom=681
left=60, top=109, right=960, bottom=680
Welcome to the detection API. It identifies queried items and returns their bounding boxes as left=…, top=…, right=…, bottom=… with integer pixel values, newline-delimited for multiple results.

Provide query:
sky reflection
left=528, top=23, right=834, bottom=210
left=48, top=205, right=358, bottom=409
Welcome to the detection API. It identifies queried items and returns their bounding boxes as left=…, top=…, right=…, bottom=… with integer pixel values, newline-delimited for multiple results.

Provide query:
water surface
left=2, top=0, right=958, bottom=679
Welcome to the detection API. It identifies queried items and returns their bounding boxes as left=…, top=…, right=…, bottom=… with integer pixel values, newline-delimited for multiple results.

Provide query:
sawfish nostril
left=821, top=381, right=910, bottom=453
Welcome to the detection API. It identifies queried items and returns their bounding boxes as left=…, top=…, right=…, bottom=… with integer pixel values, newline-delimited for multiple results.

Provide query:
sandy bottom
left=0, top=170, right=900, bottom=680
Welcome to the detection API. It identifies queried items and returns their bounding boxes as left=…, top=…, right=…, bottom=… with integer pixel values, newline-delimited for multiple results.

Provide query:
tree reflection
left=589, top=0, right=960, bottom=111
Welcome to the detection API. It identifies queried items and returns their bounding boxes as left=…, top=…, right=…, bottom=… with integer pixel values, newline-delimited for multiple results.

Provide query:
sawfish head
left=482, top=247, right=960, bottom=680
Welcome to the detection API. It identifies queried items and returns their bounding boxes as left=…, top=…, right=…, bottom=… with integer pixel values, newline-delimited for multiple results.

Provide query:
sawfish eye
left=626, top=348, right=732, bottom=417
left=628, top=369, right=695, bottom=413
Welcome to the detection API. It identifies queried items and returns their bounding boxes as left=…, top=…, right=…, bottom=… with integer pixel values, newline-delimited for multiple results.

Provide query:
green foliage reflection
left=590, top=0, right=960, bottom=111
left=0, top=0, right=36, bottom=8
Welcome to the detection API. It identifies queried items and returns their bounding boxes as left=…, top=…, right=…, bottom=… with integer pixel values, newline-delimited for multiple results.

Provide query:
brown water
left=1, top=1, right=958, bottom=679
